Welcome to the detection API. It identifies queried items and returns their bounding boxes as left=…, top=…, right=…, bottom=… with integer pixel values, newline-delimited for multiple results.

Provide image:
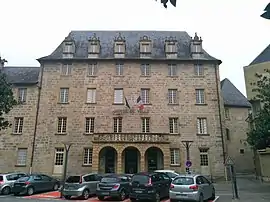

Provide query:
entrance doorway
left=99, top=147, right=117, bottom=173
left=122, top=147, right=140, bottom=174
left=145, top=147, right=164, bottom=172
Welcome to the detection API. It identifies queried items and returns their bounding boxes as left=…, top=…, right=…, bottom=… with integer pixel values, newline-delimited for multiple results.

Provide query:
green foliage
left=247, top=70, right=270, bottom=149
left=0, top=70, right=17, bottom=131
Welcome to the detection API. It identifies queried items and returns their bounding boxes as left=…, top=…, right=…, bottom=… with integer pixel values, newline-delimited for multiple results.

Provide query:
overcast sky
left=1, top=0, right=269, bottom=95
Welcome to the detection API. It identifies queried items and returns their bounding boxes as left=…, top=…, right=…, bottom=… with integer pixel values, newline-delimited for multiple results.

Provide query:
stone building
left=1, top=31, right=229, bottom=177
left=221, top=78, right=254, bottom=173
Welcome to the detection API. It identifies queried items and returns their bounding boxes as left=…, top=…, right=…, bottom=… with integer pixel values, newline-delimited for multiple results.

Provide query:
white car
left=154, top=170, right=180, bottom=180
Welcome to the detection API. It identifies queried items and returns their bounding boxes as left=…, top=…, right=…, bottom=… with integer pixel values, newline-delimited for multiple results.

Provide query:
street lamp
left=60, top=142, right=73, bottom=198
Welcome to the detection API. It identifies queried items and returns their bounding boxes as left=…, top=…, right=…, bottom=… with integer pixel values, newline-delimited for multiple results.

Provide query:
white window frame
left=14, top=117, right=24, bottom=134
left=113, top=117, right=122, bottom=133
left=86, top=88, right=96, bottom=103
left=85, top=117, right=95, bottom=134
left=197, top=118, right=207, bottom=134
left=196, top=89, right=205, bottom=104
left=65, top=43, right=73, bottom=53
left=168, top=89, right=177, bottom=104
left=115, top=63, right=124, bottom=76
left=142, top=117, right=150, bottom=133
left=170, top=149, right=180, bottom=165
left=194, top=64, right=204, bottom=76
left=57, top=117, right=67, bottom=134
left=18, top=88, right=27, bottom=103
left=168, top=64, right=177, bottom=76
left=83, top=148, right=93, bottom=165
left=141, top=44, right=149, bottom=52
left=60, top=88, right=69, bottom=103
left=114, top=89, right=124, bottom=104
left=141, top=89, right=150, bottom=104
left=115, top=44, right=122, bottom=53
left=17, top=148, right=27, bottom=166
left=54, top=148, right=64, bottom=166
left=199, top=148, right=209, bottom=166
left=169, top=118, right=178, bottom=134
left=88, top=64, right=97, bottom=76
left=61, top=64, right=72, bottom=75
left=141, top=64, right=150, bottom=76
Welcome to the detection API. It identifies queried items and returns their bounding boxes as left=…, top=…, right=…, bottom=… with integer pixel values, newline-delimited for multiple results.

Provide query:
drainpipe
left=29, top=63, right=44, bottom=174
left=214, top=64, right=226, bottom=172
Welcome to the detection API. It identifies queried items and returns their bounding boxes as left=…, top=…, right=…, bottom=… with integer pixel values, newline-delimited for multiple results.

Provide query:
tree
left=0, top=58, right=17, bottom=131
left=156, top=0, right=176, bottom=8
left=261, top=3, right=270, bottom=20
left=247, top=70, right=270, bottom=149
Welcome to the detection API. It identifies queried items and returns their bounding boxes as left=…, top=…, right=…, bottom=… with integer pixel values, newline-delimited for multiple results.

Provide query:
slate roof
left=221, top=78, right=251, bottom=108
left=3, top=66, right=40, bottom=84
left=249, top=44, right=270, bottom=66
left=38, top=30, right=220, bottom=62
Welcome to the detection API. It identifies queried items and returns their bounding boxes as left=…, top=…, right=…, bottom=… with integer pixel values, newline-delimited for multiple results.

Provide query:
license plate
left=102, top=192, right=109, bottom=195
left=135, top=190, right=142, bottom=193
left=177, top=194, right=187, bottom=196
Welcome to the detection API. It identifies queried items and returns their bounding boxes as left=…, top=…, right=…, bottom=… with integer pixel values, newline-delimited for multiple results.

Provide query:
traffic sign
left=225, top=156, right=235, bottom=166
left=185, top=160, right=192, bottom=168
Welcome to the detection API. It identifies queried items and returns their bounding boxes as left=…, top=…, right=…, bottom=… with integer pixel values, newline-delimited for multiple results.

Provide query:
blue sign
left=186, top=160, right=192, bottom=168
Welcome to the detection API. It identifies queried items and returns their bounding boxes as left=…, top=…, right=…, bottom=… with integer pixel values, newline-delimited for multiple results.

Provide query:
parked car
left=96, top=174, right=131, bottom=201
left=169, top=174, right=215, bottom=202
left=12, top=174, right=60, bottom=196
left=63, top=173, right=102, bottom=200
left=155, top=170, right=180, bottom=180
left=129, top=172, right=171, bottom=202
left=0, top=172, right=27, bottom=195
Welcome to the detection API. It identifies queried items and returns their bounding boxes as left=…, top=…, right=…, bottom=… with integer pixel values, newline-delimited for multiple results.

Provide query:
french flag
left=136, top=96, right=144, bottom=110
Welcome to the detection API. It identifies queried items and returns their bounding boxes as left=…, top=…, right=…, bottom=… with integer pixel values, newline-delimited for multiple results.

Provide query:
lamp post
left=60, top=142, right=73, bottom=198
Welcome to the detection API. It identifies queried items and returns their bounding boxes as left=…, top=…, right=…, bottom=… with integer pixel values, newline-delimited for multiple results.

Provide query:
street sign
left=225, top=156, right=235, bottom=166
left=185, top=160, right=192, bottom=168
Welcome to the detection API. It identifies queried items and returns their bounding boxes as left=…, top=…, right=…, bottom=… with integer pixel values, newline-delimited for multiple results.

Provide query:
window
left=170, top=149, right=180, bottom=165
left=195, top=89, right=205, bottom=104
left=88, top=64, right=97, bottom=76
left=199, top=148, right=209, bottom=166
left=225, top=108, right=230, bottom=119
left=13, top=117, right=24, bottom=134
left=17, top=148, right=27, bottom=166
left=54, top=148, right=64, bottom=165
left=115, top=63, right=123, bottom=76
left=226, top=128, right=230, bottom=140
left=240, top=149, right=245, bottom=154
left=86, top=88, right=96, bottom=103
left=141, top=89, right=150, bottom=104
left=169, top=118, right=178, bottom=134
left=18, top=88, right=27, bottom=103
left=61, top=64, right=72, bottom=75
left=141, top=64, right=150, bottom=76
left=168, top=64, right=177, bottom=76
left=194, top=64, right=204, bottom=76
left=57, top=117, right=67, bottom=134
left=59, top=88, right=69, bottom=103
left=113, top=117, right=122, bottom=133
left=114, top=89, right=123, bottom=104
left=141, top=117, right=150, bottom=133
left=141, top=44, right=149, bottom=52
left=85, top=117, right=95, bottom=134
left=83, top=148, right=93, bottom=165
left=168, top=89, right=178, bottom=104
left=197, top=118, right=207, bottom=134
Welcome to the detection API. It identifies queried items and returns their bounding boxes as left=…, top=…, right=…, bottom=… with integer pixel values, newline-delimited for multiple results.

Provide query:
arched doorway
left=145, top=147, right=164, bottom=172
left=99, top=146, right=117, bottom=173
left=122, top=147, right=141, bottom=174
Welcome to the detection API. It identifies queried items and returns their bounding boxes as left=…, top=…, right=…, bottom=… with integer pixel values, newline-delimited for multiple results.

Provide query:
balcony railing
left=92, top=133, right=170, bottom=143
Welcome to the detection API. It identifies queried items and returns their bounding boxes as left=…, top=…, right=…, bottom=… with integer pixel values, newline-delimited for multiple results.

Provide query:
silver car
left=155, top=170, right=180, bottom=180
left=169, top=174, right=215, bottom=202
left=62, top=173, right=102, bottom=200
left=0, top=172, right=27, bottom=195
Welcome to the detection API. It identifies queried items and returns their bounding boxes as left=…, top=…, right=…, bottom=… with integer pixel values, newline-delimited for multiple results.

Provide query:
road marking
left=212, top=196, right=220, bottom=202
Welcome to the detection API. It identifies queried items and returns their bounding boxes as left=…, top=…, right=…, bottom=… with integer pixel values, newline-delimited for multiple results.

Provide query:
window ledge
left=140, top=75, right=151, bottom=77
left=17, top=102, right=27, bottom=105
left=195, top=103, right=207, bottom=106
left=82, top=164, right=92, bottom=167
left=114, top=75, right=124, bottom=77
left=112, top=103, right=124, bottom=105
left=169, top=133, right=180, bottom=136
left=170, top=164, right=181, bottom=167
left=85, top=102, right=97, bottom=104
left=167, top=76, right=178, bottom=78
left=15, top=164, right=26, bottom=167
left=193, top=75, right=205, bottom=78
left=11, top=133, right=22, bottom=135
left=197, top=133, right=210, bottom=136
left=60, top=75, right=72, bottom=77
left=87, top=75, right=97, bottom=77
left=55, top=133, right=67, bottom=135
left=143, top=103, right=152, bottom=105
left=168, top=103, right=179, bottom=106
left=57, top=102, right=70, bottom=104
left=83, top=133, right=94, bottom=136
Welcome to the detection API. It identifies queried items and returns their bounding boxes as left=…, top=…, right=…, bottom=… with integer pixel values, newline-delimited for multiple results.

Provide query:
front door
left=148, top=150, right=157, bottom=171
left=105, top=148, right=115, bottom=173
left=125, top=149, right=138, bottom=174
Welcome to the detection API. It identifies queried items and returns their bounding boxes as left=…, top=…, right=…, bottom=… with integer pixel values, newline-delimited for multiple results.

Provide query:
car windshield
left=17, top=177, right=30, bottom=182
left=173, top=177, right=194, bottom=185
left=101, top=177, right=119, bottom=183
left=0, top=176, right=3, bottom=181
left=66, top=176, right=81, bottom=183
left=132, top=175, right=149, bottom=184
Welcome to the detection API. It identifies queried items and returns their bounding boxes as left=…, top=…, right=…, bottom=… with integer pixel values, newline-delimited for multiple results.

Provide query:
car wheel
left=64, top=195, right=71, bottom=200
left=82, top=189, right=90, bottom=200
left=209, top=188, right=216, bottom=200
left=119, top=190, right=126, bottom=201
left=154, top=192, right=160, bottom=202
left=27, top=187, right=34, bottom=196
left=98, top=196, right=105, bottom=201
left=53, top=183, right=59, bottom=191
left=1, top=187, right=11, bottom=195
left=198, top=194, right=204, bottom=202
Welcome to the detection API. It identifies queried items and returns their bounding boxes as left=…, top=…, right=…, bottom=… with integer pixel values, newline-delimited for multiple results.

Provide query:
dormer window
left=88, top=33, right=100, bottom=58
left=165, top=36, right=177, bottom=59
left=190, top=33, right=203, bottom=59
left=62, top=36, right=75, bottom=59
left=139, top=35, right=152, bottom=58
left=114, top=33, right=126, bottom=58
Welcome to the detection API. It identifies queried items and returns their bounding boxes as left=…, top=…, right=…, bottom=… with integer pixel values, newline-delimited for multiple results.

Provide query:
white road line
left=213, top=196, right=220, bottom=202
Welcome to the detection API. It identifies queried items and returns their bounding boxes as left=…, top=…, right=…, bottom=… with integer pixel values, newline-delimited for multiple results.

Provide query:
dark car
left=12, top=174, right=60, bottom=196
left=96, top=174, right=131, bottom=201
left=130, top=172, right=171, bottom=202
